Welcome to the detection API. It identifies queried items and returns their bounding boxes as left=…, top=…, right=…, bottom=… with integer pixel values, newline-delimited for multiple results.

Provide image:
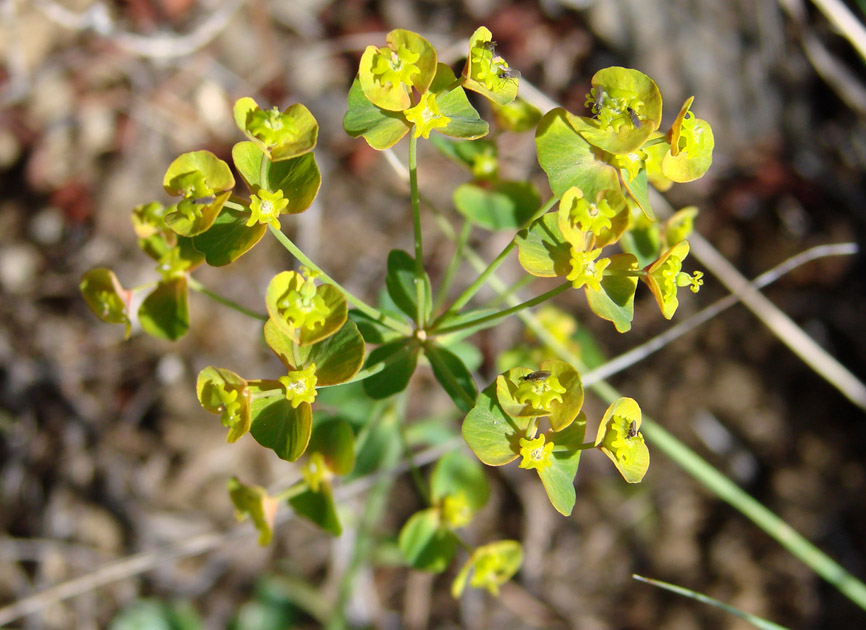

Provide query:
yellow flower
left=404, top=93, right=450, bottom=139
left=247, top=189, right=289, bottom=229
left=518, top=434, right=554, bottom=471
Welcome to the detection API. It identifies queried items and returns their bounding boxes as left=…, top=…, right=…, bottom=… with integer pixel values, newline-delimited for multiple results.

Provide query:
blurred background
left=1, top=0, right=866, bottom=628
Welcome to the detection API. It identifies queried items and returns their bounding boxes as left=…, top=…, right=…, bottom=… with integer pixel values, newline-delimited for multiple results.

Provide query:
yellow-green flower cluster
left=563, top=191, right=618, bottom=234
left=246, top=106, right=300, bottom=149
left=279, top=363, right=318, bottom=409
left=517, top=434, right=554, bottom=471
left=585, top=86, right=644, bottom=132
left=566, top=248, right=610, bottom=291
left=247, top=189, right=289, bottom=229
left=302, top=451, right=328, bottom=492
left=514, top=372, right=566, bottom=411
left=404, top=93, right=450, bottom=139
left=371, top=44, right=420, bottom=88
left=277, top=274, right=329, bottom=332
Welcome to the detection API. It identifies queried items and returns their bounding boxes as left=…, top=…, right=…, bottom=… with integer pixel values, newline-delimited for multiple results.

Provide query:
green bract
left=663, top=97, right=715, bottom=182
left=515, top=213, right=573, bottom=278
left=197, top=367, right=251, bottom=443
left=581, top=66, right=662, bottom=154
left=452, top=540, right=523, bottom=597
left=131, top=202, right=173, bottom=261
left=265, top=270, right=347, bottom=346
left=490, top=97, right=542, bottom=133
left=162, top=151, right=235, bottom=237
left=594, top=397, right=649, bottom=483
left=264, top=318, right=365, bottom=386
left=462, top=26, right=519, bottom=106
left=228, top=477, right=278, bottom=545
left=287, top=419, right=356, bottom=536
left=80, top=268, right=131, bottom=338
left=233, top=98, right=318, bottom=161
left=585, top=253, right=640, bottom=333
left=247, top=379, right=312, bottom=462
left=358, top=29, right=437, bottom=112
left=642, top=240, right=702, bottom=319
left=535, top=108, right=621, bottom=201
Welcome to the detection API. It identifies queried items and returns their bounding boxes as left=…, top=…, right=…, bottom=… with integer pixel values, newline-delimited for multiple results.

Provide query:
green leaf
left=585, top=253, right=639, bottom=333
left=248, top=381, right=312, bottom=461
left=343, top=78, right=410, bottom=150
left=398, top=508, right=458, bottom=572
left=431, top=64, right=489, bottom=140
left=138, top=277, right=189, bottom=340
left=429, top=136, right=498, bottom=179
left=541, top=359, right=583, bottom=432
left=425, top=343, right=478, bottom=413
left=265, top=153, right=321, bottom=214
left=535, top=108, right=621, bottom=199
left=453, top=181, right=540, bottom=231
left=288, top=481, right=342, bottom=536
left=307, top=418, right=355, bottom=476
left=191, top=206, right=266, bottom=267
left=349, top=309, right=403, bottom=345
left=80, top=268, right=131, bottom=337
left=228, top=477, right=279, bottom=545
left=537, top=414, right=586, bottom=516
left=109, top=600, right=202, bottom=630
left=384, top=249, right=432, bottom=322
left=462, top=382, right=530, bottom=466
left=430, top=451, right=489, bottom=513
left=362, top=340, right=419, bottom=399
left=515, top=212, right=571, bottom=278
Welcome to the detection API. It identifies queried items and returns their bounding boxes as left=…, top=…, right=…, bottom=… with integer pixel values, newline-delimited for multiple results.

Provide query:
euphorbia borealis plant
left=81, top=26, right=713, bottom=597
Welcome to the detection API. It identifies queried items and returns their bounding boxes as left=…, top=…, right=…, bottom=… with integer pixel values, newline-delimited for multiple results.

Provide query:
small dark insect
left=626, top=420, right=638, bottom=438
left=480, top=40, right=498, bottom=52
left=627, top=107, right=641, bottom=129
left=497, top=67, right=521, bottom=81
left=521, top=370, right=551, bottom=382
left=193, top=195, right=216, bottom=205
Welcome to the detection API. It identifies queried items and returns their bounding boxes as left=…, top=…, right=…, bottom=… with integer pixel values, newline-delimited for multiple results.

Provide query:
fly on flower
left=627, top=107, right=641, bottom=129
left=193, top=195, right=217, bottom=205
left=520, top=370, right=551, bottom=382
left=627, top=420, right=638, bottom=438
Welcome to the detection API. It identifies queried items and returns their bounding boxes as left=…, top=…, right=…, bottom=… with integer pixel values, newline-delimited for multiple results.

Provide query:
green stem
left=632, top=574, right=789, bottom=630
left=273, top=483, right=308, bottom=502
left=431, top=281, right=570, bottom=336
left=398, top=416, right=431, bottom=504
left=268, top=225, right=412, bottom=336
left=432, top=220, right=472, bottom=314
left=408, top=133, right=426, bottom=328
left=187, top=277, right=267, bottom=321
left=431, top=196, right=557, bottom=328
